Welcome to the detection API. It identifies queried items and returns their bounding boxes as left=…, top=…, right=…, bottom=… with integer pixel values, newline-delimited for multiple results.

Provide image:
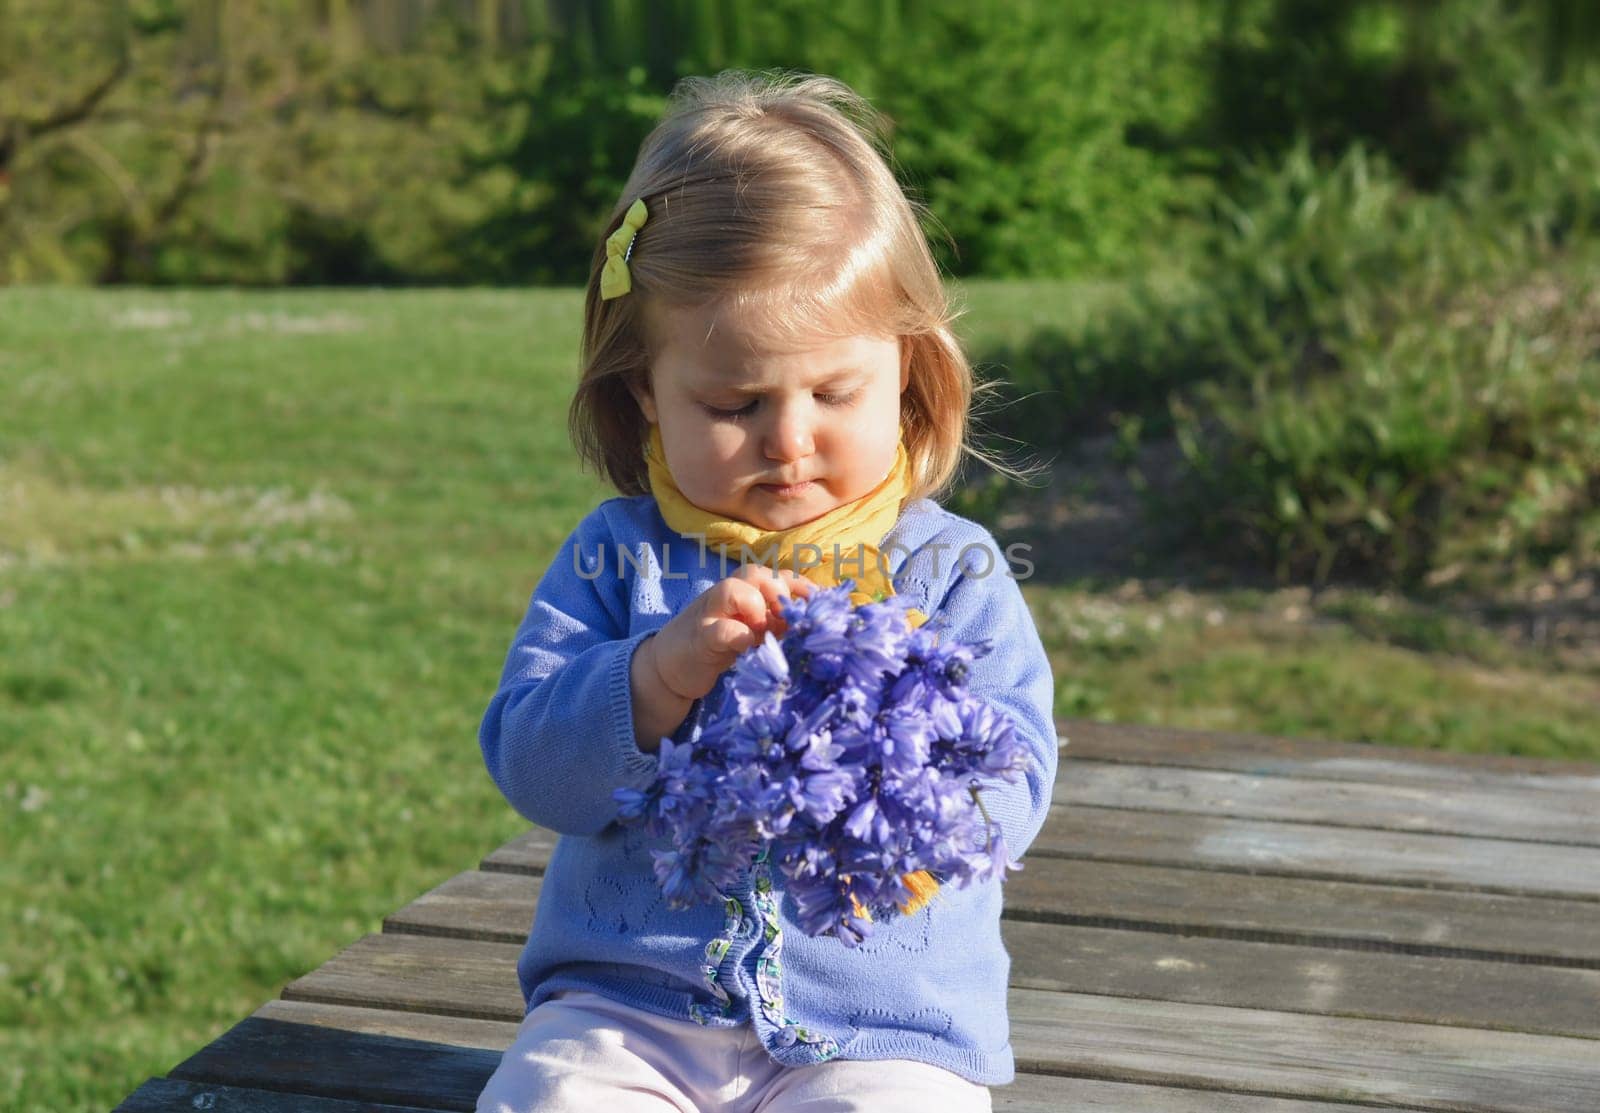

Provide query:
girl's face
left=633, top=300, right=909, bottom=531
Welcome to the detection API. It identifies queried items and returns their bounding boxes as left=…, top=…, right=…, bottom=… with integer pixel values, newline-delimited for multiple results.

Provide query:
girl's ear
left=628, top=375, right=658, bottom=424
left=899, top=337, right=911, bottom=394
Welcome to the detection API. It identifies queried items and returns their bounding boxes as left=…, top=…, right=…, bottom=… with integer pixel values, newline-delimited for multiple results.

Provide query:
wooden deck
left=118, top=718, right=1600, bottom=1112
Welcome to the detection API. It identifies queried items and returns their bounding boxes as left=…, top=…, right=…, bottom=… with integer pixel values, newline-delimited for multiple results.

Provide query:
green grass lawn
left=2, top=286, right=1596, bottom=1111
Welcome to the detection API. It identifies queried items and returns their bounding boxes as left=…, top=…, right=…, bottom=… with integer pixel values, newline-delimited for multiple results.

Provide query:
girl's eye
left=701, top=391, right=858, bottom=420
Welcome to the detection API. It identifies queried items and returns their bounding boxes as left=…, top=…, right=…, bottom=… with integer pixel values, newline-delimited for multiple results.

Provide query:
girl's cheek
left=705, top=427, right=751, bottom=457
left=841, top=411, right=884, bottom=443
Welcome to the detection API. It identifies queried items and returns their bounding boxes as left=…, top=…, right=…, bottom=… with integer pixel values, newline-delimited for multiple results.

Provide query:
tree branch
left=149, top=77, right=227, bottom=234
left=58, top=130, right=146, bottom=222
left=28, top=48, right=133, bottom=137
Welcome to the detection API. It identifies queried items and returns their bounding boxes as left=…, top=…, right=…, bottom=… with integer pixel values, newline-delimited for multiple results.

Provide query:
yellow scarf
left=643, top=422, right=939, bottom=916
left=644, top=424, right=927, bottom=627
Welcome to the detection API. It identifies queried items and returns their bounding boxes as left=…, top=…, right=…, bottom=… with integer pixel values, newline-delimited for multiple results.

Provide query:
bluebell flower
left=780, top=841, right=838, bottom=883
left=792, top=768, right=856, bottom=824
left=795, top=731, right=844, bottom=772
left=875, top=705, right=934, bottom=776
left=964, top=830, right=1021, bottom=886
left=612, top=583, right=1032, bottom=943
left=963, top=700, right=1028, bottom=777
left=918, top=637, right=989, bottom=699
left=651, top=834, right=749, bottom=909
left=613, top=784, right=659, bottom=828
left=927, top=695, right=964, bottom=742
left=784, top=701, right=837, bottom=754
left=731, top=632, right=790, bottom=714
left=790, top=875, right=876, bottom=946
left=714, top=764, right=781, bottom=827
left=653, top=738, right=712, bottom=827
left=843, top=791, right=892, bottom=846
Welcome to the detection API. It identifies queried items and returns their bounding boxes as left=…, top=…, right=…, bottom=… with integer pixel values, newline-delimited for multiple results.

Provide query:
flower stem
left=968, top=783, right=996, bottom=850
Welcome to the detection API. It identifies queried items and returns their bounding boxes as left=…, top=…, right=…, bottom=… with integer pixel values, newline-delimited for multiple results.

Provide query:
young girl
left=475, top=70, right=1056, bottom=1113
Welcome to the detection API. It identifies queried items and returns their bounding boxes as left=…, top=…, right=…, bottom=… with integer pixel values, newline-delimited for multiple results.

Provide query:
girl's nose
left=763, top=399, right=815, bottom=462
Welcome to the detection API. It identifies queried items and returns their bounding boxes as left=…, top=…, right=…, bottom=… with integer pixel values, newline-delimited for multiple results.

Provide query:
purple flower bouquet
left=614, top=583, right=1029, bottom=946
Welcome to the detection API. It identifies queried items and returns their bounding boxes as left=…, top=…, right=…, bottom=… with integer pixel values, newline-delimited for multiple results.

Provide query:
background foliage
left=2, top=0, right=1219, bottom=284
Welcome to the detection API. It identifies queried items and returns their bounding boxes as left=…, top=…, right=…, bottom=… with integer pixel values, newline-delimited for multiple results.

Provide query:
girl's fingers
left=706, top=569, right=817, bottom=655
left=780, top=569, right=816, bottom=596
left=730, top=564, right=816, bottom=600
left=759, top=575, right=793, bottom=615
left=734, top=562, right=786, bottom=592
left=733, top=564, right=792, bottom=616
left=706, top=616, right=758, bottom=655
left=769, top=572, right=813, bottom=636
left=720, top=578, right=770, bottom=634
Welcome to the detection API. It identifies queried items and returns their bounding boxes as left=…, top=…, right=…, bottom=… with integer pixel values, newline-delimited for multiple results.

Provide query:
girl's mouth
left=758, top=481, right=815, bottom=498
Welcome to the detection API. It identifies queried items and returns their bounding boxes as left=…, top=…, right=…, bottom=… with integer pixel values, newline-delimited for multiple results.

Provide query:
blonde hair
left=570, top=68, right=1027, bottom=503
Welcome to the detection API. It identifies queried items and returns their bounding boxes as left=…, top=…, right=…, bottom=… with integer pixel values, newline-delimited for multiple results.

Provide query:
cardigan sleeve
left=478, top=507, right=662, bottom=836
left=922, top=528, right=1058, bottom=862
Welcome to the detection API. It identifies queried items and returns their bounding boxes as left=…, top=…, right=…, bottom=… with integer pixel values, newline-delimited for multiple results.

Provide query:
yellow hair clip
left=600, top=198, right=649, bottom=300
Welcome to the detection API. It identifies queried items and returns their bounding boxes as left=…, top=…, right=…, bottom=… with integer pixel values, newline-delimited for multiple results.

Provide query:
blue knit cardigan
left=478, top=494, right=1057, bottom=1085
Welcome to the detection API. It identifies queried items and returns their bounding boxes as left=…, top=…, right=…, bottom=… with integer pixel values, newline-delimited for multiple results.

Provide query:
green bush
left=970, top=136, right=1485, bottom=450
left=1153, top=139, right=1598, bottom=591
left=449, top=1, right=1221, bottom=283
left=977, top=88, right=1600, bottom=594
left=1158, top=23, right=1600, bottom=592
left=1165, top=260, right=1600, bottom=589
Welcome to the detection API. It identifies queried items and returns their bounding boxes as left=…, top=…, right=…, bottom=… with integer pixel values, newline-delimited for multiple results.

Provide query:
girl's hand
left=650, top=566, right=815, bottom=702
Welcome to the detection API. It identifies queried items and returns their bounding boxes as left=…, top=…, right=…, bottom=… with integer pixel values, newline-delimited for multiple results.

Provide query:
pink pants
left=475, top=990, right=993, bottom=1113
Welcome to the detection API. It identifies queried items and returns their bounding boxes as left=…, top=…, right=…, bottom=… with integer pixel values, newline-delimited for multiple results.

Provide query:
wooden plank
left=1001, top=919, right=1600, bottom=1039
left=281, top=934, right=522, bottom=1020
left=406, top=863, right=1600, bottom=968
left=115, top=1076, right=440, bottom=1112
left=168, top=999, right=1270, bottom=1113
left=483, top=809, right=1600, bottom=900
left=1005, top=1080, right=1433, bottom=1113
left=170, top=1001, right=512, bottom=1111
left=376, top=898, right=1600, bottom=1038
left=269, top=939, right=1600, bottom=1113
left=1055, top=759, right=1600, bottom=846
left=1008, top=986, right=1600, bottom=1113
left=1005, top=857, right=1600, bottom=967
left=997, top=1073, right=1116, bottom=1113
left=1033, top=807, right=1600, bottom=900
left=480, top=825, right=557, bottom=873
left=251, top=994, right=517, bottom=1049
left=384, top=869, right=540, bottom=941
left=1058, top=718, right=1600, bottom=793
